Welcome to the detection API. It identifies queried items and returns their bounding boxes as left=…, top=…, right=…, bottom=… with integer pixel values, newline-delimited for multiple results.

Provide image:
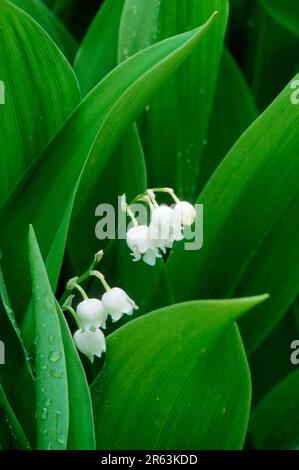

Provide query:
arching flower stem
left=62, top=305, right=81, bottom=329
left=90, top=270, right=112, bottom=292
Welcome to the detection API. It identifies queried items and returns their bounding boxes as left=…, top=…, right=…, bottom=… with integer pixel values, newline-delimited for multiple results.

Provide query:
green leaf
left=260, top=0, right=299, bottom=38
left=74, top=0, right=125, bottom=96
left=251, top=369, right=299, bottom=449
left=11, top=0, right=78, bottom=61
left=249, top=308, right=296, bottom=407
left=21, top=184, right=80, bottom=350
left=92, top=295, right=268, bottom=450
left=200, top=48, right=257, bottom=187
left=0, top=13, right=218, bottom=322
left=0, top=261, right=35, bottom=445
left=56, top=303, right=95, bottom=450
left=167, top=75, right=299, bottom=351
left=28, top=226, right=68, bottom=450
left=72, top=0, right=152, bottom=292
left=0, top=0, right=80, bottom=206
left=0, top=382, right=31, bottom=450
left=245, top=2, right=299, bottom=111
left=119, top=0, right=228, bottom=200
left=237, top=191, right=299, bottom=352
left=0, top=411, right=11, bottom=450
left=0, top=259, right=32, bottom=373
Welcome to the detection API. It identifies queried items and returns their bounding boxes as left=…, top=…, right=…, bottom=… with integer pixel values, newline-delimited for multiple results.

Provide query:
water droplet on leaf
left=48, top=351, right=61, bottom=363
left=50, top=368, right=63, bottom=379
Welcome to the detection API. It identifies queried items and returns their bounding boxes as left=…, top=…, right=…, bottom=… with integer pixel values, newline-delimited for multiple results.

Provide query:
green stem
left=71, top=283, right=88, bottom=301
left=59, top=251, right=104, bottom=306
left=90, top=270, right=111, bottom=292
left=132, top=187, right=180, bottom=205
left=62, top=305, right=81, bottom=329
left=126, top=206, right=139, bottom=227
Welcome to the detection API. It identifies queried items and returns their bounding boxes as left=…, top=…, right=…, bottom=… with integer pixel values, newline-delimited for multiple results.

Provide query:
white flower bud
left=73, top=328, right=106, bottom=363
left=102, top=287, right=138, bottom=322
left=174, top=201, right=196, bottom=226
left=76, top=298, right=108, bottom=330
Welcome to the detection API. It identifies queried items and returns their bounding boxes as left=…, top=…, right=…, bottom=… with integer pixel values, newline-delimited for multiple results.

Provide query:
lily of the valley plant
left=0, top=0, right=297, bottom=453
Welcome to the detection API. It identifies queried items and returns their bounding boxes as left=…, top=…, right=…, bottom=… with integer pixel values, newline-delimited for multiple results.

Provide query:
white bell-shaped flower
left=73, top=328, right=106, bottom=363
left=126, top=225, right=160, bottom=265
left=174, top=201, right=196, bottom=226
left=76, top=298, right=108, bottom=330
left=102, top=287, right=138, bottom=322
left=151, top=205, right=183, bottom=244
left=126, top=225, right=151, bottom=260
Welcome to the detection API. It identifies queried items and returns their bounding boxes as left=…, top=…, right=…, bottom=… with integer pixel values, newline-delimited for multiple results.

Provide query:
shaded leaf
left=0, top=262, right=35, bottom=444
left=12, top=0, right=77, bottom=61
left=245, top=2, right=299, bottom=111
left=119, top=0, right=229, bottom=200
left=251, top=369, right=299, bottom=449
left=260, top=0, right=299, bottom=38
left=0, top=382, right=31, bottom=450
left=75, top=0, right=125, bottom=95
left=200, top=48, right=257, bottom=187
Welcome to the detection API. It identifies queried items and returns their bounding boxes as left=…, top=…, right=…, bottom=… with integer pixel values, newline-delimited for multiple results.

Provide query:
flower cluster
left=63, top=188, right=195, bottom=362
left=125, top=188, right=196, bottom=266
left=64, top=263, right=138, bottom=362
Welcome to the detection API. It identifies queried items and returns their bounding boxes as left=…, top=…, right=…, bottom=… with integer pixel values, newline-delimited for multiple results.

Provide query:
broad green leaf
left=119, top=0, right=228, bottom=200
left=11, top=0, right=77, bottom=61
left=251, top=369, right=299, bottom=449
left=260, top=0, right=299, bottom=38
left=0, top=14, right=218, bottom=322
left=200, top=48, right=257, bottom=187
left=0, top=382, right=31, bottom=450
left=167, top=75, right=299, bottom=350
left=92, top=295, right=268, bottom=450
left=75, top=0, right=125, bottom=95
left=28, top=226, right=68, bottom=450
left=245, top=3, right=299, bottom=111
left=0, top=0, right=80, bottom=206
left=56, top=303, right=95, bottom=450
